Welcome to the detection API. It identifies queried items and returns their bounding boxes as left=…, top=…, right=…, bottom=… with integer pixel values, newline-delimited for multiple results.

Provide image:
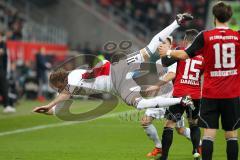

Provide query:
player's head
left=163, top=36, right=173, bottom=49
left=212, top=1, right=232, bottom=25
left=183, top=29, right=199, bottom=46
left=49, top=69, right=69, bottom=92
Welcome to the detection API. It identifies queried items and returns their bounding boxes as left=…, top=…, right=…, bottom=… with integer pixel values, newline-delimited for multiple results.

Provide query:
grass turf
left=0, top=99, right=237, bottom=160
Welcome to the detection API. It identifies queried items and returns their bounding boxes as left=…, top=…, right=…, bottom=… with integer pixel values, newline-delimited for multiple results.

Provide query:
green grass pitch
left=0, top=99, right=238, bottom=160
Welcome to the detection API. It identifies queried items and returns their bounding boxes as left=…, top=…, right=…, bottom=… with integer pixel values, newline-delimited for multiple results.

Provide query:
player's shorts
left=111, top=56, right=142, bottom=107
left=165, top=99, right=200, bottom=122
left=198, top=97, right=240, bottom=131
left=145, top=108, right=166, bottom=119
left=145, top=108, right=185, bottom=128
left=111, top=52, right=172, bottom=107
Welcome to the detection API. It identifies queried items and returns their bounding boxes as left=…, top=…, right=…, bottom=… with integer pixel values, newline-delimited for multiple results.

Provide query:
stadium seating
left=94, top=0, right=209, bottom=44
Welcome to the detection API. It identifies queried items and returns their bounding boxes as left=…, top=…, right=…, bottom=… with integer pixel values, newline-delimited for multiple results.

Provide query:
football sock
left=183, top=127, right=191, bottom=140
left=146, top=20, right=179, bottom=54
left=190, top=125, right=201, bottom=153
left=137, top=96, right=181, bottom=109
left=202, top=137, right=214, bottom=160
left=226, top=137, right=238, bottom=160
left=161, top=127, right=174, bottom=160
left=126, top=51, right=144, bottom=64
left=144, top=124, right=162, bottom=148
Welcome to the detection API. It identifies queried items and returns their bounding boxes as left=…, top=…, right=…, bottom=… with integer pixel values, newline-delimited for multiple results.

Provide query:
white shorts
left=175, top=116, right=185, bottom=128
left=145, top=108, right=185, bottom=128
left=145, top=108, right=166, bottom=119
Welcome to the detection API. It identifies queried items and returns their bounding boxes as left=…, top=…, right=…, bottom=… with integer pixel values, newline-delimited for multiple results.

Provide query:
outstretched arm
left=159, top=49, right=190, bottom=60
left=33, top=90, right=71, bottom=114
left=158, top=31, right=204, bottom=59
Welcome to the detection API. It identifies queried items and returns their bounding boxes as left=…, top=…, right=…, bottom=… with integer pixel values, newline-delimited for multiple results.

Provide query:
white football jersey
left=67, top=60, right=113, bottom=95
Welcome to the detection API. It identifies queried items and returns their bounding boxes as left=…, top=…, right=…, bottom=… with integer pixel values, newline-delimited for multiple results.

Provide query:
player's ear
left=213, top=17, right=217, bottom=26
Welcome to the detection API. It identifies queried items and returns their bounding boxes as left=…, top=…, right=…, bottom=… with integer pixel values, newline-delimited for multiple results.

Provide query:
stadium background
left=0, top=0, right=239, bottom=160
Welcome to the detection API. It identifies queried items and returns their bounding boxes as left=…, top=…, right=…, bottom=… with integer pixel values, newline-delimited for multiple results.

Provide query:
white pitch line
left=0, top=110, right=136, bottom=137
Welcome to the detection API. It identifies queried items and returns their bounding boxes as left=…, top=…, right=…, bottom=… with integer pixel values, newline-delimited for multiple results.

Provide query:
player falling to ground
left=140, top=37, right=191, bottom=158
left=159, top=2, right=240, bottom=160
left=159, top=29, right=203, bottom=160
left=33, top=13, right=194, bottom=115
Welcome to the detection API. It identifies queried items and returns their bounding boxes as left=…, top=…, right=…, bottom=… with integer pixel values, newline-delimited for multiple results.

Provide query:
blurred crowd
left=97, top=0, right=209, bottom=39
left=0, top=1, right=55, bottom=113
left=0, top=1, right=24, bottom=40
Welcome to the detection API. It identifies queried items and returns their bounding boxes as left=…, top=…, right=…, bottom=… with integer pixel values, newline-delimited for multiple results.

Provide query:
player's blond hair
left=49, top=69, right=69, bottom=91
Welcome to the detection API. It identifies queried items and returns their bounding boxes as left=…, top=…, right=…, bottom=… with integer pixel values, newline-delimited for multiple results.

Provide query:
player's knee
left=176, top=127, right=185, bottom=135
left=225, top=130, right=238, bottom=139
left=136, top=99, right=147, bottom=110
left=141, top=116, right=152, bottom=128
left=203, top=128, right=217, bottom=140
left=203, top=135, right=215, bottom=143
left=165, top=120, right=176, bottom=128
left=188, top=118, right=198, bottom=128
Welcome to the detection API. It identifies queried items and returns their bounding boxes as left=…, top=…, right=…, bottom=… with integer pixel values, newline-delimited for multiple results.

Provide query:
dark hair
left=184, top=29, right=199, bottom=43
left=212, top=1, right=232, bottom=23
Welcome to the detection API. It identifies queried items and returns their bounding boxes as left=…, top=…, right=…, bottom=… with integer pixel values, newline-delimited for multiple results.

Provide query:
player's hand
left=33, top=105, right=52, bottom=114
left=158, top=44, right=169, bottom=58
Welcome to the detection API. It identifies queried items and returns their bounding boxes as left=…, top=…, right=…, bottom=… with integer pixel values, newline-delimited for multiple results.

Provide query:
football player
left=141, top=37, right=191, bottom=158
left=159, top=2, right=240, bottom=160
left=33, top=13, right=194, bottom=115
left=159, top=29, right=203, bottom=160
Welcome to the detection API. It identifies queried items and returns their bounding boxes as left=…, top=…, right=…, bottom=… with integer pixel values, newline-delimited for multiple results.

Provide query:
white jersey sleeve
left=67, top=69, right=86, bottom=93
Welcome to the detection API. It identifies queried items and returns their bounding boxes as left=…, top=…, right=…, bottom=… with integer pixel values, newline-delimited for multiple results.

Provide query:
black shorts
left=198, top=97, right=240, bottom=131
left=165, top=99, right=200, bottom=122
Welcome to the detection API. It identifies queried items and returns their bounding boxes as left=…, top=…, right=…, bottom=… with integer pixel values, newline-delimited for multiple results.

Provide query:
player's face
left=162, top=40, right=172, bottom=50
left=50, top=81, right=66, bottom=92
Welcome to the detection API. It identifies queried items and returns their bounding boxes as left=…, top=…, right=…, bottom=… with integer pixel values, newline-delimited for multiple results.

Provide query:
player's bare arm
left=33, top=89, right=71, bottom=114
left=158, top=31, right=204, bottom=60
left=158, top=46, right=189, bottom=60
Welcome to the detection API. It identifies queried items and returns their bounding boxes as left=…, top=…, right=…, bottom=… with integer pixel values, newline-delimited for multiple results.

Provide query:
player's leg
left=175, top=117, right=191, bottom=141
left=127, top=13, right=193, bottom=64
left=225, top=131, right=238, bottom=160
left=141, top=112, right=162, bottom=157
left=136, top=95, right=193, bottom=110
left=220, top=97, right=240, bottom=160
left=111, top=59, right=193, bottom=110
left=186, top=99, right=201, bottom=158
left=198, top=98, right=220, bottom=160
left=188, top=118, right=201, bottom=159
left=202, top=129, right=217, bottom=160
left=136, top=96, right=181, bottom=109
left=111, top=58, right=182, bottom=109
left=160, top=104, right=185, bottom=160
left=126, top=20, right=179, bottom=64
left=161, top=120, right=176, bottom=160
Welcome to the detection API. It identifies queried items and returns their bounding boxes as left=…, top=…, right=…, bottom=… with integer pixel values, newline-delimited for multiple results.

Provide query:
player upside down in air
left=159, top=29, right=204, bottom=160
left=140, top=37, right=191, bottom=158
left=33, top=13, right=194, bottom=115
